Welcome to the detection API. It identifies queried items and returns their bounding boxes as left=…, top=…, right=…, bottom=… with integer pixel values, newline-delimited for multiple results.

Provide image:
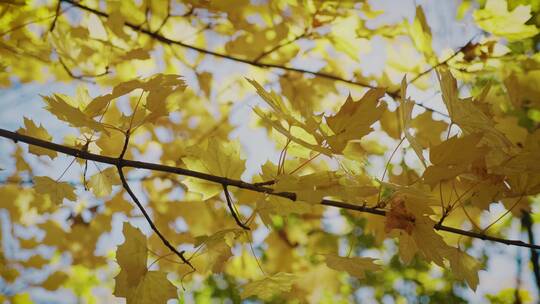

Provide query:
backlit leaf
left=241, top=272, right=296, bottom=300
left=182, top=138, right=245, bottom=199
left=34, top=176, right=76, bottom=205
left=324, top=255, right=381, bottom=279
left=88, top=167, right=120, bottom=197
left=326, top=89, right=385, bottom=153
left=17, top=117, right=57, bottom=159
left=474, top=0, right=539, bottom=41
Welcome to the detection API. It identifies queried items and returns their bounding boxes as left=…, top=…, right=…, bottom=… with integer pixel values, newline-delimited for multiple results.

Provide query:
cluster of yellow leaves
left=249, top=79, right=386, bottom=155
left=2, top=0, right=540, bottom=302
left=384, top=197, right=481, bottom=290
left=473, top=0, right=539, bottom=41
left=41, top=74, right=185, bottom=137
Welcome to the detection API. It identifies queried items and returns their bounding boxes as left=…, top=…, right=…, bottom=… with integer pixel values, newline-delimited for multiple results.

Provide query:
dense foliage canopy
left=1, top=0, right=540, bottom=303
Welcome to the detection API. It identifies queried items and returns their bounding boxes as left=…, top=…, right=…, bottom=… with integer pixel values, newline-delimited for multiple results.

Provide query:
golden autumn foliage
left=1, top=0, right=540, bottom=303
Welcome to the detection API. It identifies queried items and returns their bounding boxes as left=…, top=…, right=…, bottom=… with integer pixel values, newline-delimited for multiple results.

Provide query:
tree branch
left=58, top=57, right=109, bottom=82
left=59, top=0, right=450, bottom=117
left=59, top=1, right=382, bottom=90
left=49, top=0, right=61, bottom=32
left=406, top=37, right=477, bottom=86
left=521, top=211, right=540, bottom=292
left=56, top=0, right=461, bottom=117
left=1, top=127, right=538, bottom=250
left=116, top=131, right=194, bottom=270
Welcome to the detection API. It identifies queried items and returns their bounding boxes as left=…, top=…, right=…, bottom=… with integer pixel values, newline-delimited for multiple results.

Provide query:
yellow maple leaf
left=398, top=232, right=418, bottom=264
left=411, top=216, right=452, bottom=267
left=193, top=228, right=243, bottom=273
left=41, top=94, right=107, bottom=134
left=241, top=272, right=296, bottom=300
left=256, top=196, right=314, bottom=227
left=34, top=176, right=76, bottom=205
left=408, top=6, right=434, bottom=58
left=446, top=247, right=481, bottom=291
left=473, top=0, right=539, bottom=41
left=324, top=255, right=381, bottom=279
left=437, top=69, right=511, bottom=149
left=430, top=133, right=485, bottom=166
left=96, top=129, right=125, bottom=156
left=248, top=79, right=331, bottom=155
left=17, top=117, right=57, bottom=159
left=400, top=77, right=427, bottom=169
left=410, top=111, right=448, bottom=147
left=422, top=133, right=487, bottom=186
left=182, top=138, right=245, bottom=199
left=326, top=89, right=386, bottom=153
left=115, top=223, right=148, bottom=287
left=114, top=222, right=178, bottom=304
left=85, top=74, right=185, bottom=124
left=88, top=167, right=120, bottom=197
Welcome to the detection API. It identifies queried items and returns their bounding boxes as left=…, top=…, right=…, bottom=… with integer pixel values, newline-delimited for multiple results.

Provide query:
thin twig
left=222, top=184, right=250, bottom=230
left=49, top=0, right=61, bottom=32
left=58, top=57, right=109, bottom=82
left=253, top=30, right=307, bottom=63
left=377, top=137, right=405, bottom=206
left=482, top=193, right=525, bottom=233
left=406, top=36, right=478, bottom=85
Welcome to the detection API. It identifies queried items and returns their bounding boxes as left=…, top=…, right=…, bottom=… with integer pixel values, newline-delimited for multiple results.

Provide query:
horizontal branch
left=59, top=0, right=381, bottom=90
left=59, top=0, right=450, bottom=117
left=0, top=127, right=537, bottom=250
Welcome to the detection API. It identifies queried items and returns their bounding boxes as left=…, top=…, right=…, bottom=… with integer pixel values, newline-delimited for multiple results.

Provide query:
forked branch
left=116, top=131, right=194, bottom=270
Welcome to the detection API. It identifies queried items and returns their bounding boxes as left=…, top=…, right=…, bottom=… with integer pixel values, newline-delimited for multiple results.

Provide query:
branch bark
left=1, top=127, right=539, bottom=250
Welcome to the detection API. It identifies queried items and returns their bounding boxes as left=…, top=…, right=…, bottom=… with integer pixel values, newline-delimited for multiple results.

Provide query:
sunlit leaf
left=241, top=272, right=296, bottom=300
